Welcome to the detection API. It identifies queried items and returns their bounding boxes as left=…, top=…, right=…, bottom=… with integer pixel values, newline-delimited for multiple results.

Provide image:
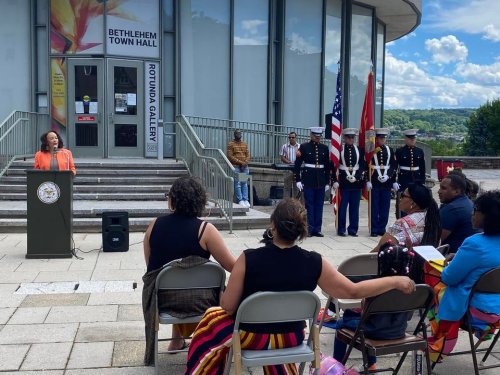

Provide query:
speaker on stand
left=102, top=211, right=129, bottom=252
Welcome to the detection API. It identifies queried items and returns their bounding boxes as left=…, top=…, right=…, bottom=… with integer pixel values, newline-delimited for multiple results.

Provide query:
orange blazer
left=34, top=149, right=76, bottom=175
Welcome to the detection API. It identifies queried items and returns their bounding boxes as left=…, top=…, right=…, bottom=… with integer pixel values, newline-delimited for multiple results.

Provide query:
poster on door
left=145, top=61, right=160, bottom=157
left=51, top=58, right=67, bottom=129
left=106, top=0, right=160, bottom=58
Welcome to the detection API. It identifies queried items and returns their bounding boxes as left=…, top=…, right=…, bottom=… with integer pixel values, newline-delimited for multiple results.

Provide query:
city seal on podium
left=37, top=181, right=60, bottom=204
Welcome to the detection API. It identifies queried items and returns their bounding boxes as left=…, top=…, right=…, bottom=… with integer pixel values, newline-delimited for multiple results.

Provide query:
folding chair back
left=156, top=261, right=226, bottom=291
left=319, top=253, right=378, bottom=331
left=154, top=261, right=226, bottom=374
left=460, top=267, right=500, bottom=375
left=337, top=284, right=434, bottom=375
left=225, top=291, right=321, bottom=375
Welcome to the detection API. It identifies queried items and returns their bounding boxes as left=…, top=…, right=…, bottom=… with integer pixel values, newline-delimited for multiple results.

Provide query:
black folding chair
left=337, top=285, right=435, bottom=375
left=437, top=267, right=500, bottom=375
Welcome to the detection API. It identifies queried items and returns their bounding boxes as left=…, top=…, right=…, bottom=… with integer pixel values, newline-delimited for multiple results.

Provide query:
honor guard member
left=366, top=128, right=399, bottom=236
left=294, top=127, right=332, bottom=237
left=395, top=129, right=426, bottom=217
left=332, top=128, right=366, bottom=237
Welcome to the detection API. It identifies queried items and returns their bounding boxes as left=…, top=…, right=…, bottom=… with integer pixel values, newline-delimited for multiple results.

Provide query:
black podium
left=26, top=170, right=73, bottom=258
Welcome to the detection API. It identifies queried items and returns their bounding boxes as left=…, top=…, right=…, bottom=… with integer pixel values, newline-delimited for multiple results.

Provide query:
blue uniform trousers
left=370, top=188, right=391, bottom=235
left=304, top=187, right=324, bottom=234
left=337, top=189, right=361, bottom=235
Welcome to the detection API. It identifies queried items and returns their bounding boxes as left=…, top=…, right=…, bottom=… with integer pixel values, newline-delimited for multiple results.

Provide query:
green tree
left=464, top=99, right=500, bottom=156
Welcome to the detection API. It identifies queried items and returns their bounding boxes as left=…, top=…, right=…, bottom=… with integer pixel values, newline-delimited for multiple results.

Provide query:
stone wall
left=431, top=156, right=500, bottom=169
left=250, top=166, right=288, bottom=200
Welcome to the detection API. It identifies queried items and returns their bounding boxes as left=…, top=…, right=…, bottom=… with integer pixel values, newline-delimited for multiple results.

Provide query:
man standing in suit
left=366, top=128, right=399, bottom=236
left=332, top=128, right=366, bottom=237
left=294, top=127, right=332, bottom=237
left=395, top=129, right=426, bottom=217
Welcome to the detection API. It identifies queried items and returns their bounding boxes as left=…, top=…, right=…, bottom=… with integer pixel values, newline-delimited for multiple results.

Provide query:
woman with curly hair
left=142, top=176, right=236, bottom=364
left=185, top=198, right=416, bottom=375
left=427, top=190, right=500, bottom=364
left=34, top=130, right=76, bottom=175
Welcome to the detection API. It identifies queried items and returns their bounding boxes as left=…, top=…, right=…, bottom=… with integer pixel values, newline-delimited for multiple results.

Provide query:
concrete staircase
left=0, top=158, right=269, bottom=232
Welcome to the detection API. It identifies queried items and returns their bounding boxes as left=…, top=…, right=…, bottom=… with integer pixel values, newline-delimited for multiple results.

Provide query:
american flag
left=329, top=68, right=342, bottom=168
left=330, top=67, right=342, bottom=216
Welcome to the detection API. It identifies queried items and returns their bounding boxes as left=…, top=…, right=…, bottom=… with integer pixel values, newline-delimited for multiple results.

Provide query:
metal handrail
left=175, top=115, right=236, bottom=233
left=0, top=111, right=49, bottom=177
left=184, top=115, right=432, bottom=174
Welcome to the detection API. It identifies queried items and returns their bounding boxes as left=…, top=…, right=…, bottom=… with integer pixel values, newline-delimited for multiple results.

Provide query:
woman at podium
left=34, top=131, right=76, bottom=175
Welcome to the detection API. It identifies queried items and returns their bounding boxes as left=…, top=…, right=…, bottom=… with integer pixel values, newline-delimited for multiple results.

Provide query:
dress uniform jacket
left=333, top=144, right=366, bottom=190
left=395, top=145, right=426, bottom=190
left=294, top=141, right=331, bottom=189
left=369, top=145, right=397, bottom=189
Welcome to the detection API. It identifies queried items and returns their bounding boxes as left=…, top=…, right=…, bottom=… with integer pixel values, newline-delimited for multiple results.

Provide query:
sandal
left=317, top=307, right=337, bottom=323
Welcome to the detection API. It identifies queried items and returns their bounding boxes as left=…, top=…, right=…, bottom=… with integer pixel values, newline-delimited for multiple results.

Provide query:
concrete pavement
left=0, top=169, right=499, bottom=374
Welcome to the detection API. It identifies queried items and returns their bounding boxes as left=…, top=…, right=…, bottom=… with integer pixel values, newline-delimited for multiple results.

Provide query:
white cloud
left=241, top=19, right=266, bottom=35
left=427, top=0, right=500, bottom=41
left=483, top=24, right=500, bottom=42
left=455, top=61, right=500, bottom=85
left=425, top=35, right=468, bottom=64
left=384, top=52, right=500, bottom=109
left=287, top=32, right=321, bottom=54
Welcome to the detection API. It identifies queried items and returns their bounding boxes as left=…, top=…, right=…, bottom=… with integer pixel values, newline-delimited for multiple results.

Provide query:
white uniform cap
left=309, top=127, right=324, bottom=135
left=342, top=128, right=358, bottom=136
left=375, top=128, right=389, bottom=136
left=403, top=129, right=418, bottom=137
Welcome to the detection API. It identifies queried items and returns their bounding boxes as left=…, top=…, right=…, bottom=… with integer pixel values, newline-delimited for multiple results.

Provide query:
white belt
left=400, top=166, right=419, bottom=171
left=304, top=163, right=324, bottom=168
left=339, top=165, right=359, bottom=171
left=371, top=165, right=387, bottom=170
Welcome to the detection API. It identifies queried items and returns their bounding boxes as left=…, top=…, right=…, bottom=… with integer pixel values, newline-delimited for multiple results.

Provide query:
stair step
left=0, top=208, right=269, bottom=232
left=4, top=168, right=188, bottom=177
left=0, top=185, right=170, bottom=193
left=1, top=176, right=172, bottom=184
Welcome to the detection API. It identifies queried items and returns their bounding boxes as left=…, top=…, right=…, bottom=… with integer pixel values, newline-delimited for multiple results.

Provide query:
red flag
left=359, top=71, right=375, bottom=199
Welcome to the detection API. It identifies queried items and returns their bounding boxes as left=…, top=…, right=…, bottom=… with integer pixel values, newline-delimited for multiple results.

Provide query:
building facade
left=0, top=0, right=421, bottom=158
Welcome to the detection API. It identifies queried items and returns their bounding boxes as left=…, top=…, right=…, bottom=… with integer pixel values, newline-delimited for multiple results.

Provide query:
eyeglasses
left=401, top=193, right=412, bottom=199
left=288, top=136, right=296, bottom=139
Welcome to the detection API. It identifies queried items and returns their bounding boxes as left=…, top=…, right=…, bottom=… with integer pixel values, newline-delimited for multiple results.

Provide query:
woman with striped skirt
left=185, top=198, right=418, bottom=375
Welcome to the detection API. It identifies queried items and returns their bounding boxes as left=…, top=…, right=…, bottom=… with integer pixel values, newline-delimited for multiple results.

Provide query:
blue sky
left=384, top=0, right=500, bottom=109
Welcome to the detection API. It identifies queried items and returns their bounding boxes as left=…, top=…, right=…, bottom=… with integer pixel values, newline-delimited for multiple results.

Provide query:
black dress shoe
left=348, top=233, right=358, bottom=237
left=314, top=232, right=324, bottom=237
left=307, top=233, right=313, bottom=237
left=338, top=232, right=347, bottom=237
left=370, top=233, right=378, bottom=237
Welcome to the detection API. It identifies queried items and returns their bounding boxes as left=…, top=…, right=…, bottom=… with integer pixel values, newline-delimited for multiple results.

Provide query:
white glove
left=392, top=182, right=400, bottom=191
left=333, top=182, right=339, bottom=190
left=296, top=181, right=304, bottom=191
left=324, top=184, right=330, bottom=192
left=366, top=182, right=372, bottom=191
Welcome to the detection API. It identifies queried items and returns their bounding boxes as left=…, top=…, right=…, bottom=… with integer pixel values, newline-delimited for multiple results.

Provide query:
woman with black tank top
left=143, top=177, right=236, bottom=353
left=185, top=198, right=416, bottom=375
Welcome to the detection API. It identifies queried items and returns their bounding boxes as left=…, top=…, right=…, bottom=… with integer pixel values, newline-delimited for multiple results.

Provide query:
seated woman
left=142, top=176, right=236, bottom=365
left=333, top=242, right=416, bottom=372
left=185, top=198, right=416, bottom=375
left=371, top=183, right=441, bottom=282
left=34, top=130, right=76, bottom=175
left=427, top=190, right=500, bottom=363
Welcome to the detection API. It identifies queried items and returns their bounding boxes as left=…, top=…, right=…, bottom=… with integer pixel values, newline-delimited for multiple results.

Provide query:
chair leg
left=233, top=335, right=243, bottom=375
left=223, top=347, right=234, bottom=375
left=424, top=346, right=432, bottom=375
left=468, top=326, right=480, bottom=375
left=481, top=329, right=500, bottom=363
left=154, top=330, right=159, bottom=375
left=393, top=351, right=409, bottom=375
left=318, top=297, right=332, bottom=332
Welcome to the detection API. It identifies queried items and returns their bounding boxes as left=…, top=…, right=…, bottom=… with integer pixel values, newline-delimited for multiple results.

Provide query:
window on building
left=323, top=0, right=342, bottom=121
left=375, top=22, right=385, bottom=128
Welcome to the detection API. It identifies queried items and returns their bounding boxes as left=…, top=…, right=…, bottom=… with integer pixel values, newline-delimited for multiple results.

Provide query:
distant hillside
left=383, top=108, right=476, bottom=137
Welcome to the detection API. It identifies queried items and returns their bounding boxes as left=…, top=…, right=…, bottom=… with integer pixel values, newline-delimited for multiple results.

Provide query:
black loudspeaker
left=102, top=211, right=129, bottom=252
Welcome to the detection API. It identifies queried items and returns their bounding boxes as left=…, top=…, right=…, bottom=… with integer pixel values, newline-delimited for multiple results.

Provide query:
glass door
left=106, top=59, right=144, bottom=157
left=67, top=59, right=104, bottom=157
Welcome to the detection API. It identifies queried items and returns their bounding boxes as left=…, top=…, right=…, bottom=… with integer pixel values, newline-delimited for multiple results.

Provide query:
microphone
left=53, top=146, right=58, bottom=154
